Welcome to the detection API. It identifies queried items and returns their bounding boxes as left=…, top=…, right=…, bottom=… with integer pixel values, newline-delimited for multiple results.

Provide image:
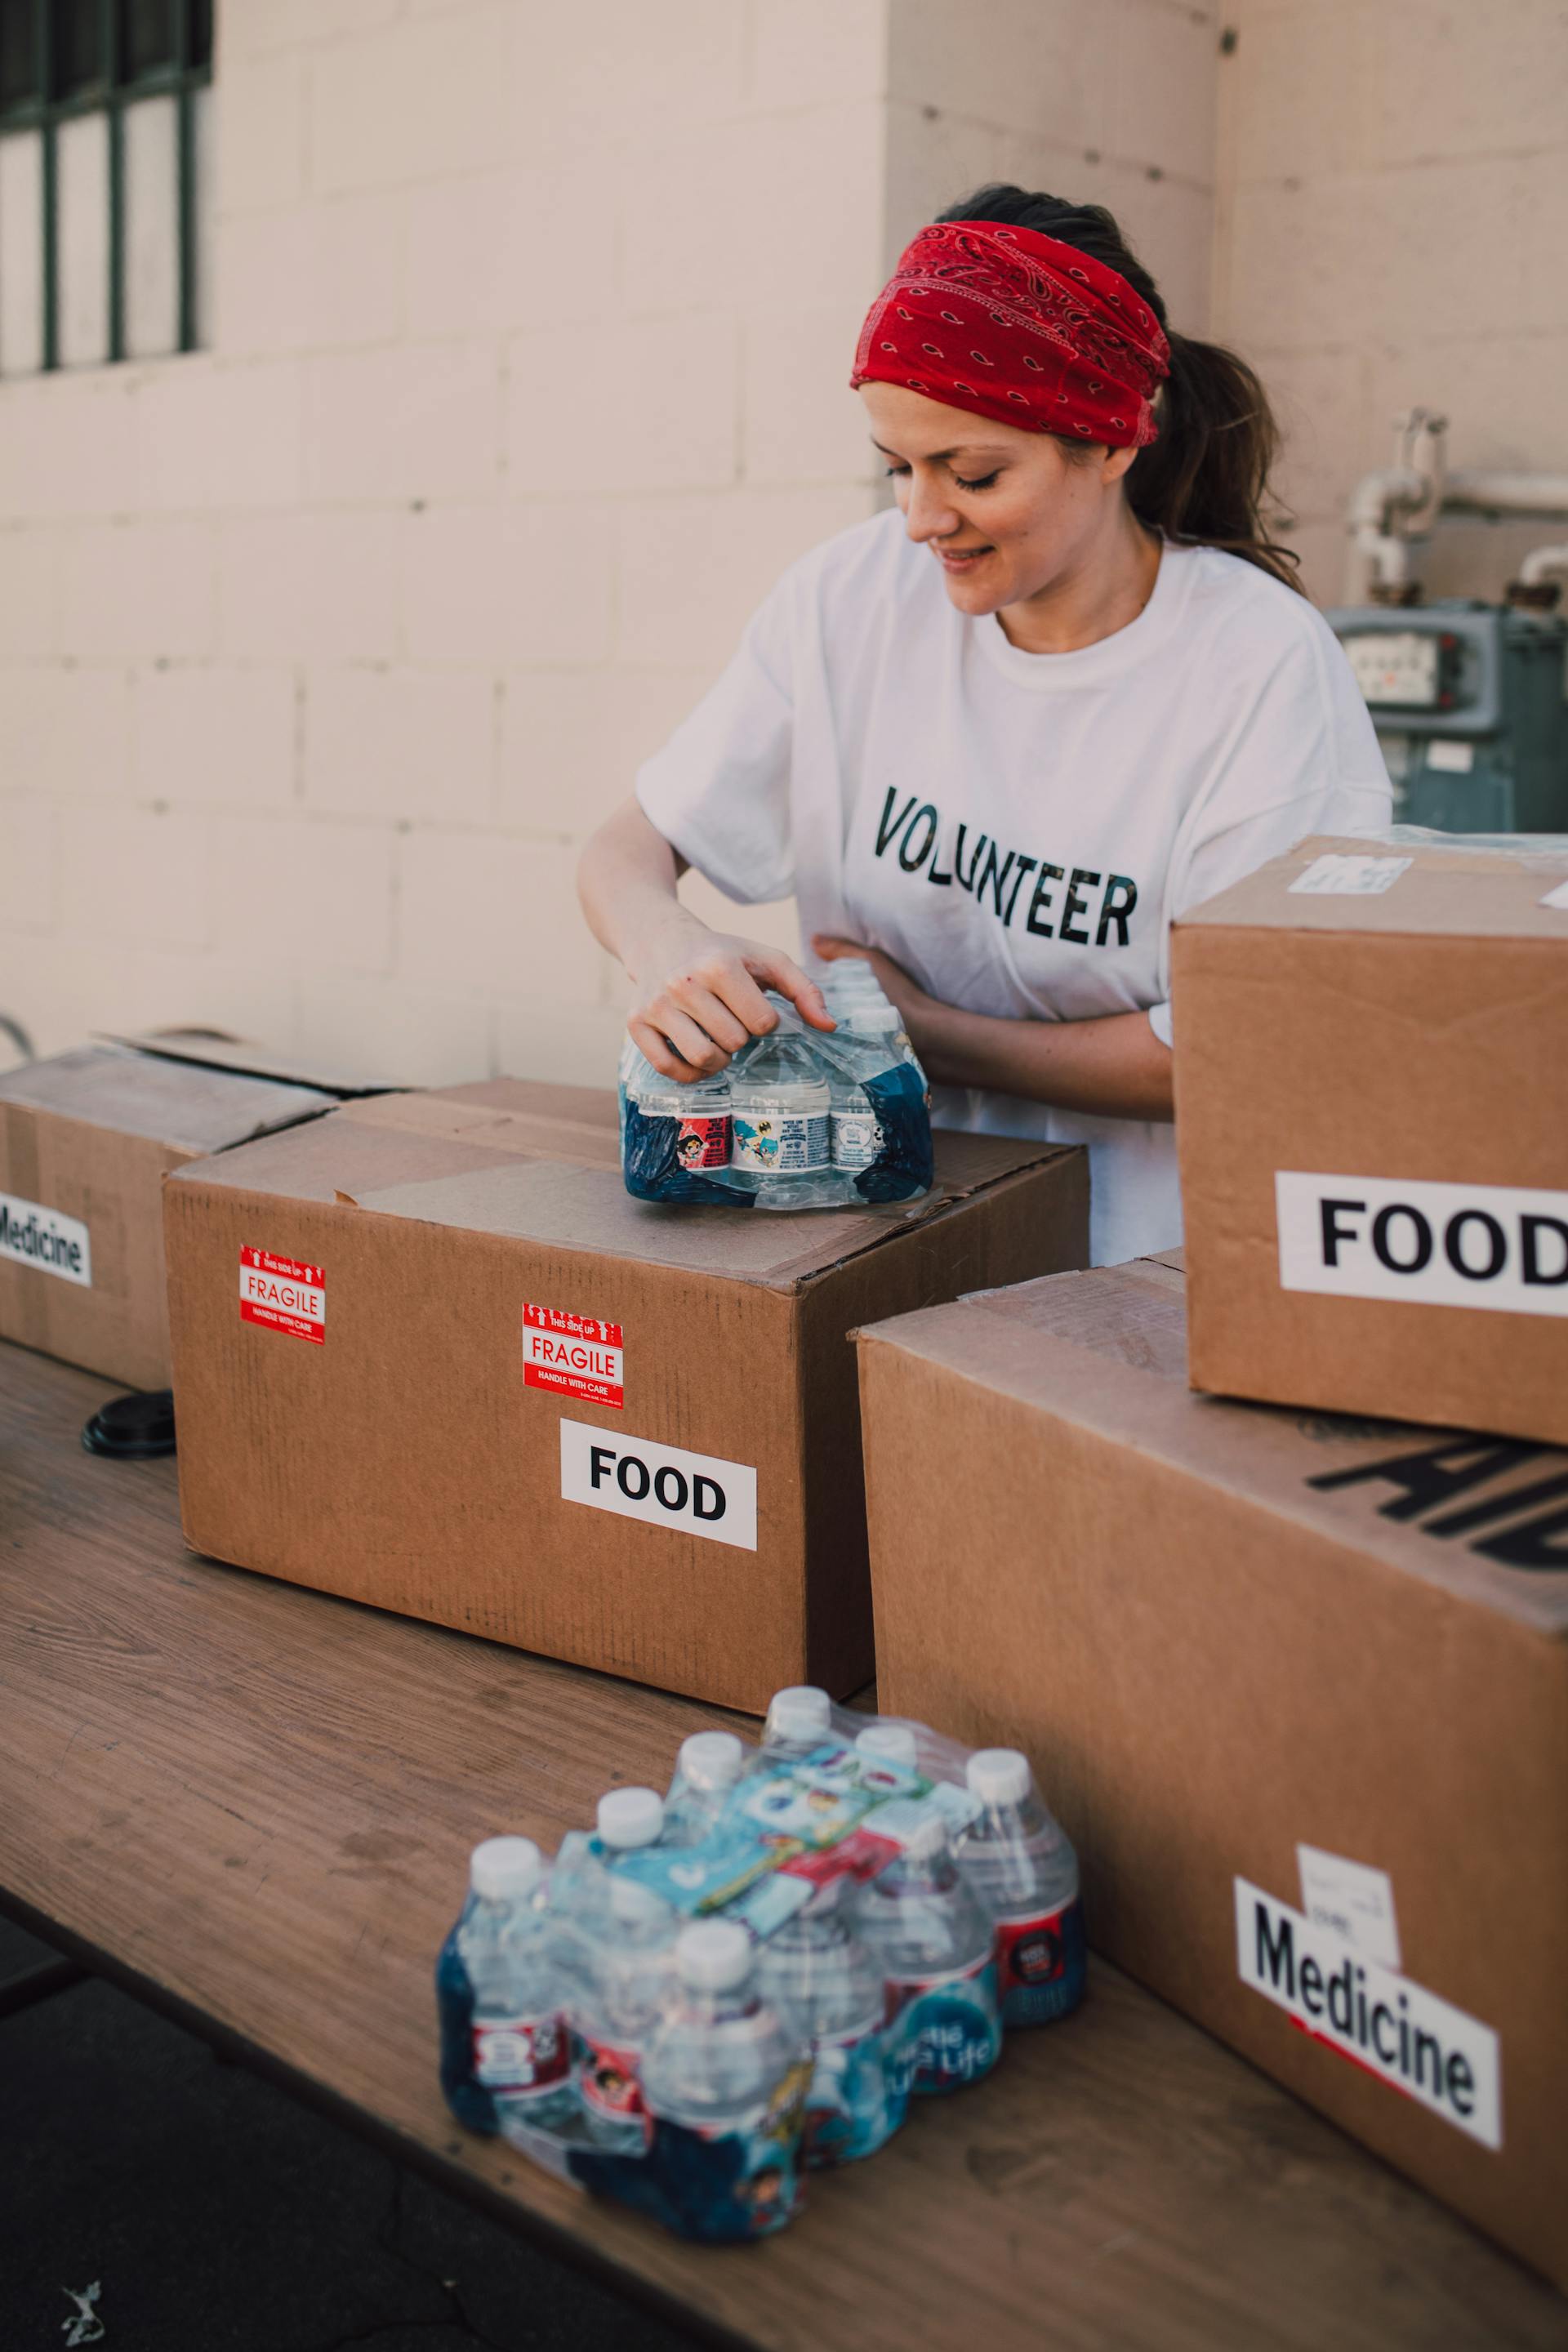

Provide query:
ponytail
left=937, top=185, right=1304, bottom=594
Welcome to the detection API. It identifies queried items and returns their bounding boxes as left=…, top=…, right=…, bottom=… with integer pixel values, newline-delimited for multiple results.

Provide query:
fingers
left=748, top=947, right=836, bottom=1032
left=664, top=981, right=751, bottom=1057
left=628, top=1016, right=710, bottom=1085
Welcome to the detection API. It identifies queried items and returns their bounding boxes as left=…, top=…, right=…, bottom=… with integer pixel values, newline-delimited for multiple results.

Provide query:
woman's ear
left=1102, top=442, right=1139, bottom=487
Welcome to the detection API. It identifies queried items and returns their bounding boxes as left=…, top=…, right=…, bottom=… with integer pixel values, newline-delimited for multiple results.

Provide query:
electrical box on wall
left=1327, top=599, right=1568, bottom=831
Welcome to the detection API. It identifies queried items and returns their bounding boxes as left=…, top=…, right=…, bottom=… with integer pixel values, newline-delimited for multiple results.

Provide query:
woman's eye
left=954, top=470, right=1000, bottom=492
left=882, top=464, right=911, bottom=479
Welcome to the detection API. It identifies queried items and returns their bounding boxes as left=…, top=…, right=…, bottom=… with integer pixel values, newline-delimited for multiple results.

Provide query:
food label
left=674, top=1114, right=731, bottom=1169
left=559, top=1419, right=757, bottom=1551
left=523, top=1303, right=623, bottom=1410
left=831, top=1107, right=881, bottom=1169
left=472, top=2010, right=570, bottom=2094
left=995, top=1896, right=1087, bottom=2025
left=1296, top=1846, right=1401, bottom=1969
left=889, top=1953, right=1001, bottom=2093
left=1276, top=1170, right=1568, bottom=1319
left=0, top=1192, right=91, bottom=1286
left=238, top=1247, right=325, bottom=1343
left=732, top=1110, right=831, bottom=1174
left=1288, top=853, right=1412, bottom=896
left=1235, top=1880, right=1500, bottom=2149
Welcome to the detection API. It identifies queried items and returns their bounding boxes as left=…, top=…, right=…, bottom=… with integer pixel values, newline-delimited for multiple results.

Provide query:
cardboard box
left=0, top=1033, right=398, bottom=1390
left=163, top=1079, right=1089, bottom=1711
left=858, top=1254, right=1568, bottom=2288
left=1172, top=832, right=1568, bottom=1444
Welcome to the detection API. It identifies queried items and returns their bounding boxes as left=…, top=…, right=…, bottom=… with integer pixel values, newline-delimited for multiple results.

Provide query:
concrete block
left=0, top=665, right=131, bottom=796
left=304, top=344, right=501, bottom=504
left=1366, top=332, right=1568, bottom=479
left=304, top=666, right=495, bottom=826
left=109, top=945, right=301, bottom=1049
left=55, top=521, right=220, bottom=662
left=0, top=791, right=59, bottom=933
left=213, top=194, right=406, bottom=356
left=216, top=47, right=306, bottom=216
left=403, top=163, right=617, bottom=341
left=309, top=7, right=515, bottom=194
left=1520, top=147, right=1568, bottom=335
left=216, top=812, right=394, bottom=975
left=621, top=104, right=886, bottom=319
left=1110, top=0, right=1220, bottom=186
left=0, top=368, right=137, bottom=523
left=889, top=0, right=1108, bottom=149
left=296, top=973, right=492, bottom=1086
left=617, top=486, right=874, bottom=670
left=743, top=304, right=879, bottom=488
left=59, top=802, right=212, bottom=951
left=1255, top=344, right=1378, bottom=526
left=225, top=0, right=403, bottom=53
left=401, top=502, right=616, bottom=666
left=1369, top=0, right=1568, bottom=173
left=397, top=829, right=607, bottom=996
left=506, top=0, right=747, bottom=144
left=0, top=531, right=60, bottom=659
left=499, top=665, right=715, bottom=837
left=492, top=993, right=630, bottom=1087
left=676, top=868, right=804, bottom=959
left=220, top=509, right=404, bottom=663
left=1288, top=515, right=1356, bottom=608
left=748, top=0, right=889, bottom=108
left=506, top=314, right=739, bottom=496
left=1226, top=5, right=1371, bottom=185
left=135, top=359, right=303, bottom=512
left=132, top=665, right=297, bottom=808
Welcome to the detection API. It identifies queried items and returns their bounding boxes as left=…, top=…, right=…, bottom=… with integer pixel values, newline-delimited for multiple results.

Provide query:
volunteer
left=578, top=185, right=1391, bottom=1263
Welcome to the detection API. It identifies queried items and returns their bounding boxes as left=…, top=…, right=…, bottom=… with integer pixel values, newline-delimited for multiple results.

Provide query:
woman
left=578, top=186, right=1390, bottom=1263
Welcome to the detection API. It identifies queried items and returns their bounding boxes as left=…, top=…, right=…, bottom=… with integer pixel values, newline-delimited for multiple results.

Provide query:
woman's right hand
left=626, top=914, right=835, bottom=1083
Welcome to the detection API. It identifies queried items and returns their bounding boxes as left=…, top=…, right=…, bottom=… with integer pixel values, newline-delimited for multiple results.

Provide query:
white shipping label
left=1276, top=1170, right=1568, bottom=1319
left=1296, top=1846, right=1401, bottom=1969
left=1539, top=880, right=1568, bottom=911
left=0, top=1192, right=91, bottom=1286
left=1235, top=1880, right=1500, bottom=2149
left=558, top=1418, right=757, bottom=1552
left=1424, top=738, right=1475, bottom=773
left=1289, top=853, right=1413, bottom=897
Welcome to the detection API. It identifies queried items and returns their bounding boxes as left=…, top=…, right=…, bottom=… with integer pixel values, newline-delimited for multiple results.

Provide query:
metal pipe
left=1441, top=473, right=1568, bottom=522
left=1518, top=542, right=1568, bottom=588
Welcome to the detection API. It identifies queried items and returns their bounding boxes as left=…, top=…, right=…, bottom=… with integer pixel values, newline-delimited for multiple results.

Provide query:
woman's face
left=858, top=381, right=1138, bottom=618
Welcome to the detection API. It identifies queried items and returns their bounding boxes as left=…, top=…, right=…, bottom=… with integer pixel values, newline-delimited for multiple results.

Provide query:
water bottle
left=640, top=1922, right=809, bottom=2241
left=757, top=1878, right=905, bottom=2167
left=663, top=1731, right=746, bottom=1846
left=855, top=1813, right=1000, bottom=2096
left=855, top=1722, right=919, bottom=1767
left=956, top=1748, right=1087, bottom=2027
left=762, top=1684, right=835, bottom=1759
left=438, top=1838, right=574, bottom=2135
left=570, top=1791, right=676, bottom=2152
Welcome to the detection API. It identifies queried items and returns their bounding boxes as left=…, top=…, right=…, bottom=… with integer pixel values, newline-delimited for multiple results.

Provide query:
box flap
left=0, top=1044, right=341, bottom=1155
left=169, top=1079, right=1079, bottom=1290
left=100, top=1029, right=407, bottom=1097
left=859, top=1266, right=1568, bottom=1638
left=1175, top=834, right=1568, bottom=943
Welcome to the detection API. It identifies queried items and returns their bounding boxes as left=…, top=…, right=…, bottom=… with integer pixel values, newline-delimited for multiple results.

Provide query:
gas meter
left=1327, top=599, right=1568, bottom=831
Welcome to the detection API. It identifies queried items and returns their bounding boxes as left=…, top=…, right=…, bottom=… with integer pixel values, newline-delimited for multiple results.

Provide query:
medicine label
left=523, top=1303, right=623, bottom=1410
left=239, top=1246, right=324, bottom=1343
left=0, top=1192, right=91, bottom=1286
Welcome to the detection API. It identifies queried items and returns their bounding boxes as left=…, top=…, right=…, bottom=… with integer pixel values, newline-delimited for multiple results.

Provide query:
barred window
left=0, top=0, right=213, bottom=376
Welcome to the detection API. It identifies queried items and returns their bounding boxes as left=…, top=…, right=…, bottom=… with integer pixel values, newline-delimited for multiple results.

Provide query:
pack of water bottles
left=619, top=969, right=934, bottom=1210
left=436, top=1688, right=1085, bottom=2244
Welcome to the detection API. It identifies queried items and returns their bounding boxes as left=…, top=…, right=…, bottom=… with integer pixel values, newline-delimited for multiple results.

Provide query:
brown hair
left=937, top=185, right=1303, bottom=594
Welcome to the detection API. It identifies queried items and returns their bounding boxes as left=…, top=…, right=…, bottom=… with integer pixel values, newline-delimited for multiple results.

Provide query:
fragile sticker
left=239, top=1246, right=325, bottom=1344
left=0, top=1191, right=91, bottom=1287
left=1289, top=853, right=1413, bottom=897
left=1296, top=1845, right=1401, bottom=1969
left=1235, top=1879, right=1499, bottom=2149
left=559, top=1419, right=756, bottom=1551
left=1276, top=1169, right=1568, bottom=1319
left=523, top=1303, right=623, bottom=1410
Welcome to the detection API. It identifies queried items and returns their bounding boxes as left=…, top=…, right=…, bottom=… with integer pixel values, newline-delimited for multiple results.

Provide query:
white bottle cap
left=679, top=1731, right=745, bottom=1791
left=597, top=1787, right=665, bottom=1849
left=676, top=1920, right=753, bottom=1993
left=470, top=1836, right=543, bottom=1901
left=856, top=1722, right=918, bottom=1766
left=902, top=1813, right=951, bottom=1863
left=768, top=1685, right=832, bottom=1741
left=966, top=1748, right=1032, bottom=1806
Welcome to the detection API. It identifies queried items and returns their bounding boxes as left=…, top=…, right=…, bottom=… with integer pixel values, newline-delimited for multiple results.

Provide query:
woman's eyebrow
left=868, top=437, right=1010, bottom=464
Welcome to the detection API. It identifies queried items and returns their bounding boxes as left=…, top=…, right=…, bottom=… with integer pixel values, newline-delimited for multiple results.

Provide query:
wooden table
left=3, top=1340, right=1564, bottom=2352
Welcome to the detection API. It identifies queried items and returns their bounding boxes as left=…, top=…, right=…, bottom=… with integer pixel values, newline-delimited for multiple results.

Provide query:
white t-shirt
left=635, top=508, right=1391, bottom=1265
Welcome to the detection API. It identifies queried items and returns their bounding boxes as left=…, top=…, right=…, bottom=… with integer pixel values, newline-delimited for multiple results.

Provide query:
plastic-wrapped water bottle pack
left=619, top=970, right=934, bottom=1210
left=436, top=1689, right=1085, bottom=2244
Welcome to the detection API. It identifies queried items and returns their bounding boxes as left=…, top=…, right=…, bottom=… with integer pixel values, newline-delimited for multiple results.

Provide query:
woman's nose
left=902, top=472, right=962, bottom=545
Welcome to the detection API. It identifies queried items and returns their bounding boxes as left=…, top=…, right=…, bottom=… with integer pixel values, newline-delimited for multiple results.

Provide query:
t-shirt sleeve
left=633, top=580, right=796, bottom=906
left=1146, top=612, right=1392, bottom=1045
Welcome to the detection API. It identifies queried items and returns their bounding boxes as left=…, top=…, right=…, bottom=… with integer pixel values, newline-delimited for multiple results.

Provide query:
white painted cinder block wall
left=0, top=0, right=1214, bottom=1085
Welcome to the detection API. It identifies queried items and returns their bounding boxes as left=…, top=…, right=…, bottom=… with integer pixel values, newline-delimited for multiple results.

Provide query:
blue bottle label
left=640, top=2057, right=813, bottom=2241
left=892, top=1953, right=1002, bottom=2094
left=803, top=2011, right=905, bottom=2167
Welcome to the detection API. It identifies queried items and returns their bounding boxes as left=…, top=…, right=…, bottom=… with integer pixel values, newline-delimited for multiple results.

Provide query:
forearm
left=577, top=796, right=697, bottom=979
left=910, top=997, right=1174, bottom=1121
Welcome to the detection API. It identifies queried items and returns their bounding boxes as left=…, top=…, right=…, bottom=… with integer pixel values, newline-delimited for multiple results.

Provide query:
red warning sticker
left=239, top=1246, right=326, bottom=1344
left=523, top=1303, right=622, bottom=1410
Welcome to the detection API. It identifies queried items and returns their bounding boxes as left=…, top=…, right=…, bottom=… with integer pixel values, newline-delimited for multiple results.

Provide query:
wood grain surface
left=2, top=1340, right=1564, bottom=2352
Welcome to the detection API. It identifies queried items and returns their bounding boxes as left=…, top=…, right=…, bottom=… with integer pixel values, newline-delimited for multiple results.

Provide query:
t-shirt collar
left=972, top=537, right=1196, bottom=689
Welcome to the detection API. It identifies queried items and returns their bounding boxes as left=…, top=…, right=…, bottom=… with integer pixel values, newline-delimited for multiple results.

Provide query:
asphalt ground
left=0, top=1913, right=706, bottom=2352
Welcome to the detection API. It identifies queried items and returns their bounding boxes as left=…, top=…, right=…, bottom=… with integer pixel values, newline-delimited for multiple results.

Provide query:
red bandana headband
left=850, top=220, right=1170, bottom=449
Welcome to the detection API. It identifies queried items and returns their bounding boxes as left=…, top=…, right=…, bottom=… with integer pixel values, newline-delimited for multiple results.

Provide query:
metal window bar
left=0, top=0, right=212, bottom=374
